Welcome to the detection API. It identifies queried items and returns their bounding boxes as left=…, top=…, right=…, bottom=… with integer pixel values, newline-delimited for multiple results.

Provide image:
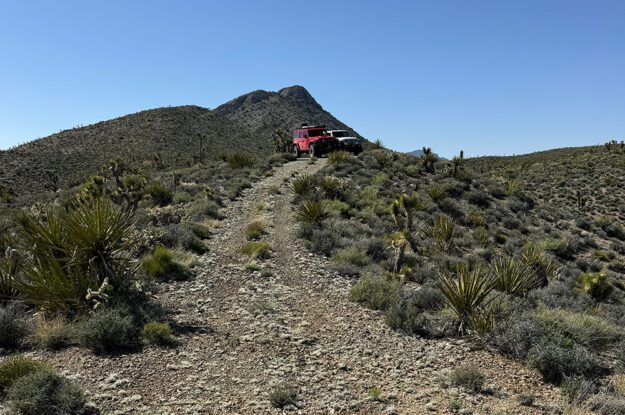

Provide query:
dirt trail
left=33, top=159, right=560, bottom=414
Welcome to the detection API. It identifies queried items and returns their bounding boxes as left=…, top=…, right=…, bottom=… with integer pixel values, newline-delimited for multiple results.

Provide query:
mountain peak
left=277, top=85, right=322, bottom=110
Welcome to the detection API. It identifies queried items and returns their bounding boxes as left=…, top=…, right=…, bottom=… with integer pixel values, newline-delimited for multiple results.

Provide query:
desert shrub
left=473, top=227, right=491, bottom=247
left=161, top=224, right=207, bottom=254
left=536, top=238, right=575, bottom=260
left=349, top=274, right=401, bottom=311
left=385, top=290, right=437, bottom=336
left=333, top=247, right=370, bottom=267
left=577, top=272, right=613, bottom=301
left=7, top=370, right=86, bottom=415
left=491, top=257, right=540, bottom=295
left=246, top=219, right=267, bottom=240
left=77, top=307, right=139, bottom=354
left=32, top=316, right=72, bottom=350
left=450, top=366, right=485, bottom=393
left=0, top=303, right=31, bottom=349
left=172, top=191, right=191, bottom=204
left=295, top=199, right=328, bottom=225
left=328, top=150, right=351, bottom=164
left=241, top=241, right=272, bottom=259
left=468, top=209, right=485, bottom=227
left=466, top=190, right=491, bottom=208
left=527, top=342, right=606, bottom=384
left=224, top=153, right=256, bottom=169
left=0, top=355, right=47, bottom=394
left=561, top=376, right=596, bottom=404
left=436, top=264, right=495, bottom=324
left=142, top=321, right=176, bottom=346
left=17, top=199, right=137, bottom=313
left=535, top=307, right=623, bottom=350
left=426, top=215, right=457, bottom=252
left=186, top=222, right=211, bottom=240
left=148, top=181, right=173, bottom=206
left=308, top=228, right=341, bottom=256
left=269, top=383, right=298, bottom=409
left=365, top=238, right=388, bottom=262
left=290, top=174, right=316, bottom=195
left=604, top=223, right=625, bottom=240
left=142, top=245, right=189, bottom=281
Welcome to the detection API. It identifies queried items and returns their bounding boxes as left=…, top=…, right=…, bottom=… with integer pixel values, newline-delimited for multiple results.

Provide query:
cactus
left=197, top=133, right=207, bottom=163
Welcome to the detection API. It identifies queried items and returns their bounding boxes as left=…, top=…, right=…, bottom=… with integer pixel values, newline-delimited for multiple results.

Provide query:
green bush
left=527, top=342, right=606, bottom=384
left=349, top=274, right=401, bottom=311
left=450, top=366, right=485, bottom=393
left=577, top=272, right=613, bottom=301
left=7, top=370, right=86, bottom=415
left=534, top=307, right=623, bottom=350
left=142, top=321, right=176, bottom=346
left=0, top=303, right=31, bottom=349
left=268, top=383, right=298, bottom=409
left=142, top=245, right=189, bottom=281
left=225, top=153, right=256, bottom=169
left=327, top=150, right=351, bottom=164
left=385, top=292, right=431, bottom=336
left=333, top=247, right=370, bottom=267
left=241, top=241, right=272, bottom=259
left=0, top=355, right=47, bottom=394
left=290, top=174, right=316, bottom=195
left=148, top=181, right=173, bottom=206
left=77, top=307, right=139, bottom=354
left=246, top=219, right=267, bottom=240
left=426, top=183, right=446, bottom=202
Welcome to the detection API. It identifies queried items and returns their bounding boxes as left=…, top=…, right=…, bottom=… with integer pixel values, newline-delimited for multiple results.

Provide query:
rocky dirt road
left=33, top=159, right=561, bottom=414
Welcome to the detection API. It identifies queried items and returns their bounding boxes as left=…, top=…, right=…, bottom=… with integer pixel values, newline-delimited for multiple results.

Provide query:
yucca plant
left=522, top=243, right=561, bottom=286
left=295, top=199, right=328, bottom=225
left=577, top=272, right=613, bottom=301
left=16, top=199, right=137, bottom=313
left=370, top=139, right=384, bottom=150
left=421, top=147, right=438, bottom=173
left=426, top=215, right=457, bottom=252
left=437, top=264, right=496, bottom=328
left=320, top=176, right=343, bottom=198
left=290, top=174, right=316, bottom=196
left=426, top=183, right=446, bottom=202
left=490, top=256, right=540, bottom=295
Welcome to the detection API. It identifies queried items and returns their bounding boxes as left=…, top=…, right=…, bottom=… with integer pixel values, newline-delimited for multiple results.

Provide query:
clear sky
left=1, top=0, right=623, bottom=158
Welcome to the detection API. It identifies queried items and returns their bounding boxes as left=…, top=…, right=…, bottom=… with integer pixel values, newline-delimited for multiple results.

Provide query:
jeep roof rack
left=299, top=123, right=326, bottom=129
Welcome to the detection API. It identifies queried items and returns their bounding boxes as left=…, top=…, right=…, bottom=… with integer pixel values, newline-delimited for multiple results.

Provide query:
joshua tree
left=389, top=193, right=421, bottom=273
left=421, top=147, right=438, bottom=174
left=451, top=150, right=465, bottom=178
left=272, top=128, right=292, bottom=153
left=197, top=133, right=207, bottom=163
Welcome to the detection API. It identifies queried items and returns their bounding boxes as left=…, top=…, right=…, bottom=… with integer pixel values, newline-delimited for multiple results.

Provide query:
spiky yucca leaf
left=436, top=264, right=496, bottom=321
left=426, top=214, right=457, bottom=251
left=295, top=200, right=328, bottom=225
left=491, top=257, right=540, bottom=295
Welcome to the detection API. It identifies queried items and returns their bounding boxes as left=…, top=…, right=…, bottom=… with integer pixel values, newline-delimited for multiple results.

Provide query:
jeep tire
left=309, top=144, right=317, bottom=158
left=292, top=145, right=300, bottom=158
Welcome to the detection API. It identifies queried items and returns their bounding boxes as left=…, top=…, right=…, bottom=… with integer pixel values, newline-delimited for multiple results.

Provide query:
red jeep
left=292, top=124, right=338, bottom=158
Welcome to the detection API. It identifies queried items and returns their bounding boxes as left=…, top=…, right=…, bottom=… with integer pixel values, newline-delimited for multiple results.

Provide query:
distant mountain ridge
left=407, top=149, right=447, bottom=160
left=0, top=86, right=360, bottom=196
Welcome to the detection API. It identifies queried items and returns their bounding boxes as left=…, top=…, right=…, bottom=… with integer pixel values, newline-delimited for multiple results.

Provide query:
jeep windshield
left=332, top=131, right=349, bottom=138
left=308, top=129, right=327, bottom=137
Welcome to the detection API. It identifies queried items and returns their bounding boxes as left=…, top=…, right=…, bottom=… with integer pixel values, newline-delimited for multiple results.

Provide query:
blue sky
left=1, top=0, right=623, bottom=158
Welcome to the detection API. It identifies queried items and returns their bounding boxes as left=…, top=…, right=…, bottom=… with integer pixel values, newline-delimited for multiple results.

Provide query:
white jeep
left=326, top=130, right=363, bottom=155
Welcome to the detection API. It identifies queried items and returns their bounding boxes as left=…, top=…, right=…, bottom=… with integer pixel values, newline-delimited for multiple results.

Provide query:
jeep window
left=309, top=129, right=327, bottom=137
left=332, top=131, right=348, bottom=138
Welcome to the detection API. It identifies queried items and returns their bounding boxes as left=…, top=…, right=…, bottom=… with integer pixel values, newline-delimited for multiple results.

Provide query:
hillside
left=0, top=86, right=358, bottom=197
